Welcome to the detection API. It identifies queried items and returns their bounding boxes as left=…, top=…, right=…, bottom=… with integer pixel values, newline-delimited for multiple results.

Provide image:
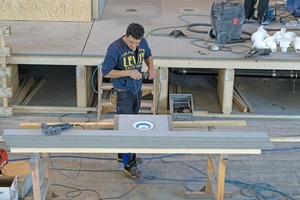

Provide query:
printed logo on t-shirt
left=122, top=48, right=145, bottom=70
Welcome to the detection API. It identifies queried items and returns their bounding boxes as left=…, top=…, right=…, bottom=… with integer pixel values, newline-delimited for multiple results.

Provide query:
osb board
left=0, top=0, right=92, bottom=22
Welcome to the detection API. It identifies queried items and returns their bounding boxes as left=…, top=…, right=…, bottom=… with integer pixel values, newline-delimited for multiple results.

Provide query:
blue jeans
left=116, top=91, right=142, bottom=169
left=116, top=91, right=142, bottom=114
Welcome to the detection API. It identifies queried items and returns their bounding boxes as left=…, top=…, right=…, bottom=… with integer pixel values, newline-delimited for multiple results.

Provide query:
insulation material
left=0, top=0, right=92, bottom=22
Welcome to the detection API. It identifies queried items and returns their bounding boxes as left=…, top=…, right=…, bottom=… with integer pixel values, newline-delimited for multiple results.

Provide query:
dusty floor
left=1, top=114, right=300, bottom=200
left=1, top=69, right=300, bottom=200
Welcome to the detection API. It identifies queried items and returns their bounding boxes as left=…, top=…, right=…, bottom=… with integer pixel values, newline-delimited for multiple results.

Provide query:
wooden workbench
left=3, top=128, right=273, bottom=200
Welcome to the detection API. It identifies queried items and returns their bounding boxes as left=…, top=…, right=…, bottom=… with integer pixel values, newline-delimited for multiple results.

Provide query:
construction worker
left=244, top=0, right=270, bottom=24
left=101, top=23, right=155, bottom=179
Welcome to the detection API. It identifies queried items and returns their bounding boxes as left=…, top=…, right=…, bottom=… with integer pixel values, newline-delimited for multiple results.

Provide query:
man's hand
left=128, top=69, right=143, bottom=80
left=148, top=68, right=156, bottom=80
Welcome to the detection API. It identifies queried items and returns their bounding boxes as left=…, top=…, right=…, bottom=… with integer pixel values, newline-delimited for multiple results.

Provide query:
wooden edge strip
left=19, top=119, right=246, bottom=129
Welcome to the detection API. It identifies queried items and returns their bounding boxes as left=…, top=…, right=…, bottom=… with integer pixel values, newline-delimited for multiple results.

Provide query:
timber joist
left=0, top=25, right=12, bottom=116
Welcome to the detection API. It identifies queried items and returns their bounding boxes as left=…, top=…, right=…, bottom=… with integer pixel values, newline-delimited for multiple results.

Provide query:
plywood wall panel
left=0, top=0, right=92, bottom=22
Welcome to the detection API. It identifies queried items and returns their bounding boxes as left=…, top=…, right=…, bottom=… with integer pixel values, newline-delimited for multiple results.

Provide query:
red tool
left=0, top=148, right=8, bottom=172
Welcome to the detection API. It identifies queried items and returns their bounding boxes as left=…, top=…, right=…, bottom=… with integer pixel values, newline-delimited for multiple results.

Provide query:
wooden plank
left=76, top=65, right=87, bottom=107
left=30, top=154, right=42, bottom=200
left=3, top=129, right=273, bottom=154
left=217, top=68, right=234, bottom=114
left=216, top=155, right=228, bottom=200
left=234, top=85, right=254, bottom=112
left=21, top=79, right=46, bottom=105
left=158, top=67, right=169, bottom=110
left=233, top=90, right=247, bottom=112
left=12, top=105, right=96, bottom=114
left=13, top=77, right=34, bottom=105
left=9, top=76, right=29, bottom=105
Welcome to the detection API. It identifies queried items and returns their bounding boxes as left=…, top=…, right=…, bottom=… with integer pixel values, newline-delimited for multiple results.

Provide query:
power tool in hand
left=142, top=71, right=149, bottom=79
left=41, top=123, right=77, bottom=136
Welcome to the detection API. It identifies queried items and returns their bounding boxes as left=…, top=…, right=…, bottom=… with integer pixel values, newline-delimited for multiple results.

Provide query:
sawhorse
left=186, top=154, right=231, bottom=200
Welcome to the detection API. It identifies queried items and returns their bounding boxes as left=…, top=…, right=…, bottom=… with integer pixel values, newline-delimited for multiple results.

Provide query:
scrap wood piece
left=234, top=85, right=254, bottom=112
left=13, top=77, right=34, bottom=105
left=9, top=76, right=29, bottom=105
left=233, top=89, right=247, bottom=112
left=21, top=79, right=46, bottom=105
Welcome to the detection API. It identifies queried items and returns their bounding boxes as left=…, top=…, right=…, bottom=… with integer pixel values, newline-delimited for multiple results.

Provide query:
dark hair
left=126, top=23, right=145, bottom=39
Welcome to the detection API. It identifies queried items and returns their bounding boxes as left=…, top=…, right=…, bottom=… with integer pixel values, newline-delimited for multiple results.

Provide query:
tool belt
left=110, top=88, right=118, bottom=106
left=110, top=88, right=127, bottom=106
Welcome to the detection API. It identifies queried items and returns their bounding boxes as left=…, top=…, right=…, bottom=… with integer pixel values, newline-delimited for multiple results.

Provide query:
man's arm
left=105, top=69, right=143, bottom=80
left=144, top=56, right=156, bottom=80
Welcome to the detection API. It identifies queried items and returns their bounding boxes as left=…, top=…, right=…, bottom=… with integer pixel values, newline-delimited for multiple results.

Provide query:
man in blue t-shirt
left=102, top=23, right=155, bottom=179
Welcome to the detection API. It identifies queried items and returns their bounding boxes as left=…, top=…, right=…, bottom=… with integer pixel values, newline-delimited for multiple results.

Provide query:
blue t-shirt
left=102, top=36, right=152, bottom=94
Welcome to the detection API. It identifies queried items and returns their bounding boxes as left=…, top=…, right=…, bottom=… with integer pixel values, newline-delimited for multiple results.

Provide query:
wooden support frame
left=0, top=25, right=12, bottom=116
left=218, top=68, right=234, bottom=114
left=29, top=153, right=52, bottom=200
left=186, top=154, right=231, bottom=200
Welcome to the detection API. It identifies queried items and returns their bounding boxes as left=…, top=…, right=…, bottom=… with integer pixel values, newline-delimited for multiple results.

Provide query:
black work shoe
left=124, top=166, right=142, bottom=179
left=117, top=156, right=143, bottom=164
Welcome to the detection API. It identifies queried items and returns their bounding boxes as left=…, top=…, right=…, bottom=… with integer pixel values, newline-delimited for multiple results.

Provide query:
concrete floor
left=1, top=114, right=300, bottom=200
left=1, top=69, right=300, bottom=199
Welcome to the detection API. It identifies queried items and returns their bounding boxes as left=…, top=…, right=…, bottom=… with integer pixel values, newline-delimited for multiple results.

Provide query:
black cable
left=52, top=183, right=103, bottom=200
left=187, top=23, right=253, bottom=40
left=50, top=153, right=82, bottom=179
left=58, top=113, right=93, bottom=123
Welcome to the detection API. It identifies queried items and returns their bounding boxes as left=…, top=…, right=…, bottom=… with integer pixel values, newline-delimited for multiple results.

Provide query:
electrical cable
left=8, top=152, right=298, bottom=199
left=58, top=113, right=92, bottom=123
left=52, top=183, right=103, bottom=200
left=156, top=77, right=162, bottom=114
left=92, top=63, right=102, bottom=94
left=50, top=153, right=82, bottom=179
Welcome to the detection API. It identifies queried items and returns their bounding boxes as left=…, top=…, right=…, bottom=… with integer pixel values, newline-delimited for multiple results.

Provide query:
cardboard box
left=0, top=175, right=18, bottom=200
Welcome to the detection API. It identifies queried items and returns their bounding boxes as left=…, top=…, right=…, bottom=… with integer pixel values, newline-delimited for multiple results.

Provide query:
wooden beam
left=12, top=105, right=96, bottom=114
left=158, top=67, right=169, bottom=110
left=234, top=85, right=254, bottom=112
left=217, top=69, right=234, bottom=114
left=19, top=119, right=246, bottom=130
left=76, top=65, right=87, bottom=107
left=9, top=76, right=29, bottom=105
left=233, top=90, right=247, bottom=112
left=21, top=79, right=46, bottom=105
left=13, top=77, right=34, bottom=105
